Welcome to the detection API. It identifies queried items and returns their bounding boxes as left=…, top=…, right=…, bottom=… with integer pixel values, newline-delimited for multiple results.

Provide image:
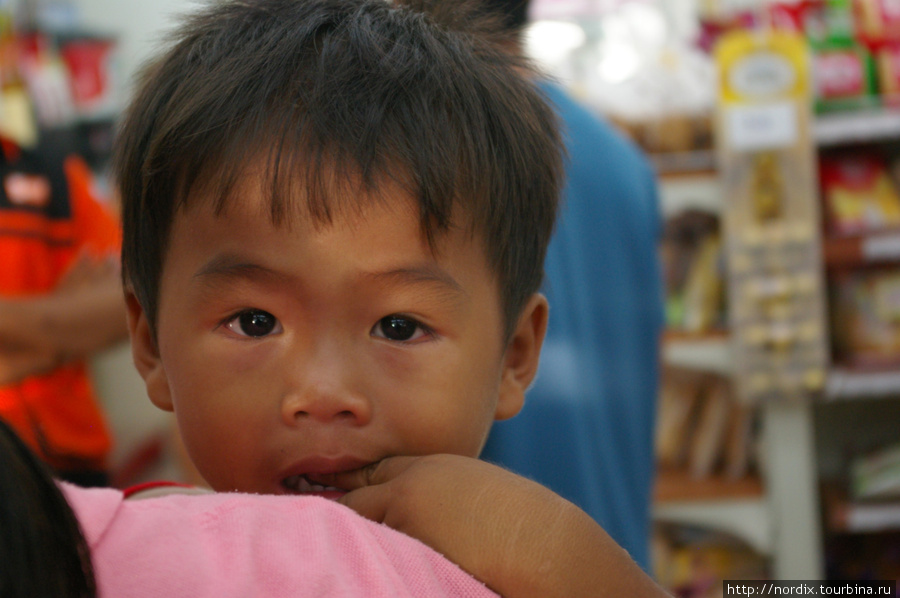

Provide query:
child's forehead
left=169, top=167, right=499, bottom=289
left=181, top=154, right=480, bottom=246
left=185, top=157, right=408, bottom=227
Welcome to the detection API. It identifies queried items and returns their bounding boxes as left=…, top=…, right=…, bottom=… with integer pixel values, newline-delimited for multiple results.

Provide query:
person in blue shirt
left=477, top=0, right=665, bottom=571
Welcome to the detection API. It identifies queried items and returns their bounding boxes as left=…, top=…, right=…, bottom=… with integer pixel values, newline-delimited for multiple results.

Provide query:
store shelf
left=658, top=171, right=721, bottom=217
left=655, top=467, right=764, bottom=502
left=824, top=230, right=900, bottom=268
left=662, top=329, right=729, bottom=342
left=814, top=107, right=900, bottom=147
left=662, top=333, right=733, bottom=375
left=654, top=469, right=770, bottom=555
left=651, top=150, right=717, bottom=177
left=822, top=485, right=900, bottom=533
left=826, top=367, right=900, bottom=400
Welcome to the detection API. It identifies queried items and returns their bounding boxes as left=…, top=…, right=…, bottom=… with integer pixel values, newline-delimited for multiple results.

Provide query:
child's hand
left=312, top=454, right=669, bottom=598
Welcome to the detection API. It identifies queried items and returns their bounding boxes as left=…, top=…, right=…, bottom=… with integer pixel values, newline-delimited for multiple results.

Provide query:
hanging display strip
left=716, top=31, right=830, bottom=403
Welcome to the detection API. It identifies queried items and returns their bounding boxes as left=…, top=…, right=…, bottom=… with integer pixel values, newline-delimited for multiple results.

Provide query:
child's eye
left=224, top=309, right=283, bottom=338
left=371, top=315, right=431, bottom=342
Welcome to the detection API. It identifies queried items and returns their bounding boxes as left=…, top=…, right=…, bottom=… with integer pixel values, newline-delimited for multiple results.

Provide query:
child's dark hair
left=115, top=0, right=562, bottom=339
left=0, top=418, right=96, bottom=598
left=479, top=0, right=530, bottom=31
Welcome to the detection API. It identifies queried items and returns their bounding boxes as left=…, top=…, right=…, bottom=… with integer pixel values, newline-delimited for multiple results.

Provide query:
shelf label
left=862, top=233, right=900, bottom=260
left=726, top=103, right=798, bottom=150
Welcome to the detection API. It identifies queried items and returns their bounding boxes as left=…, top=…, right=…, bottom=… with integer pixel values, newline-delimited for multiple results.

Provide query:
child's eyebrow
left=361, top=266, right=466, bottom=297
left=192, top=254, right=466, bottom=297
left=193, top=254, right=289, bottom=286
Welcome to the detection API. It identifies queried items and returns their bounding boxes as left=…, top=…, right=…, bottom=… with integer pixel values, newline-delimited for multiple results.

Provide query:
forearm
left=327, top=456, right=671, bottom=598
left=481, top=483, right=669, bottom=598
left=0, top=274, right=128, bottom=361
left=496, top=498, right=669, bottom=598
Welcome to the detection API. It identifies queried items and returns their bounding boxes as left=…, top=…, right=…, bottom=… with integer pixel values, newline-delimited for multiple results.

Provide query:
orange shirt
left=0, top=146, right=121, bottom=471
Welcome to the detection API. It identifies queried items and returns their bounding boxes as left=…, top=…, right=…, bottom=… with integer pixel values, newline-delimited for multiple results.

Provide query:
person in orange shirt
left=0, top=137, right=127, bottom=486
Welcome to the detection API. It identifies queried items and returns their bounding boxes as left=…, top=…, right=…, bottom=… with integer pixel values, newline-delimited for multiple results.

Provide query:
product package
left=830, top=267, right=900, bottom=366
left=820, top=151, right=900, bottom=235
left=716, top=30, right=830, bottom=402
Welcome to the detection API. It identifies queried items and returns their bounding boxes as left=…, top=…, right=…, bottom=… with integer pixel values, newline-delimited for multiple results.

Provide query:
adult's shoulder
left=59, top=481, right=125, bottom=548
left=89, top=491, right=497, bottom=597
left=537, top=80, right=653, bottom=179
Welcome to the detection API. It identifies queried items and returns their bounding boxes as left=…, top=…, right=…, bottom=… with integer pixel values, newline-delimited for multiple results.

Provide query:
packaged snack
left=696, top=12, right=759, bottom=54
left=770, top=0, right=829, bottom=42
left=874, top=40, right=900, bottom=102
left=830, top=268, right=900, bottom=365
left=820, top=152, right=900, bottom=235
left=716, top=30, right=829, bottom=402
left=823, top=0, right=859, bottom=41
left=811, top=39, right=880, bottom=111
left=661, top=210, right=725, bottom=332
left=854, top=0, right=900, bottom=43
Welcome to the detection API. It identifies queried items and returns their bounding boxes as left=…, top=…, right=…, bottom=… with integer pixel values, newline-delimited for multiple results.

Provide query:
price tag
left=726, top=102, right=798, bottom=150
left=862, top=233, right=900, bottom=260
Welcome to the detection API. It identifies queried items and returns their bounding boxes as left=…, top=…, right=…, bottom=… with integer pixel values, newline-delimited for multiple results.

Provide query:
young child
left=114, top=0, right=668, bottom=595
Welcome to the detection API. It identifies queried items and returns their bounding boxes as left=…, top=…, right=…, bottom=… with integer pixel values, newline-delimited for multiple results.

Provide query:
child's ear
left=125, top=291, right=174, bottom=412
left=495, top=293, right=548, bottom=421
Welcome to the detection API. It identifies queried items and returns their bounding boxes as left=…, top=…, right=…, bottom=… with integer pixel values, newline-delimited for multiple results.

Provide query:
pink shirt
left=62, top=483, right=498, bottom=597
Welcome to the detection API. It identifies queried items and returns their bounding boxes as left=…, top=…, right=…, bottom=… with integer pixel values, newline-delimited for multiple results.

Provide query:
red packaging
left=875, top=40, right=900, bottom=99
left=770, top=0, right=828, bottom=40
left=59, top=37, right=116, bottom=117
left=820, top=153, right=900, bottom=235
left=854, top=0, right=900, bottom=42
left=815, top=45, right=871, bottom=97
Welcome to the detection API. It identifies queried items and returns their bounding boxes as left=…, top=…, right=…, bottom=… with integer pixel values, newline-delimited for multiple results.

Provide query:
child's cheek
left=373, top=343, right=423, bottom=374
left=202, top=334, right=284, bottom=378
left=371, top=341, right=445, bottom=390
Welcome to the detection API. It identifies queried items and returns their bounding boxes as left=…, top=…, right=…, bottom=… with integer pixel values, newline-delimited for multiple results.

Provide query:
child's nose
left=281, top=386, right=372, bottom=426
left=280, top=357, right=372, bottom=426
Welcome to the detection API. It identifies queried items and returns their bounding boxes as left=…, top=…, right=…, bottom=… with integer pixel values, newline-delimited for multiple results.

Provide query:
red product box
left=816, top=47, right=870, bottom=96
left=821, top=153, right=900, bottom=235
left=855, top=0, right=900, bottom=42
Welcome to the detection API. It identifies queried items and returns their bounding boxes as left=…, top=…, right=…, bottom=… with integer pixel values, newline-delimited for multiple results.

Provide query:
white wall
left=71, top=0, right=200, bottom=100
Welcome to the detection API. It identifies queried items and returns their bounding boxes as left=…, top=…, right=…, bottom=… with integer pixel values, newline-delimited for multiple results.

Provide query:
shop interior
left=2, top=0, right=899, bottom=594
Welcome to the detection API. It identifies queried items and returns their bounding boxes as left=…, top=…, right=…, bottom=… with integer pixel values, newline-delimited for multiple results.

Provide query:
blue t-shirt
left=480, top=81, right=664, bottom=571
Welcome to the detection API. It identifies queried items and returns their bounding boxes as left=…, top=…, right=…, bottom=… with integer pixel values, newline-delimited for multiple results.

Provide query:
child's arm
left=313, top=454, right=671, bottom=598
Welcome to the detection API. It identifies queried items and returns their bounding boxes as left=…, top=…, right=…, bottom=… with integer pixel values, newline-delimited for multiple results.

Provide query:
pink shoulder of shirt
left=61, top=482, right=498, bottom=598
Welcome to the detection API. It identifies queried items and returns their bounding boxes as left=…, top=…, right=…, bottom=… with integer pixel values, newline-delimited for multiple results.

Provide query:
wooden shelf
left=654, top=467, right=764, bottom=504
left=653, top=468, right=771, bottom=555
left=663, top=329, right=730, bottom=342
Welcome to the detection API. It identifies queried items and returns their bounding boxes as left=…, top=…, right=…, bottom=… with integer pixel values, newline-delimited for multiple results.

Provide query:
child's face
left=127, top=173, right=546, bottom=493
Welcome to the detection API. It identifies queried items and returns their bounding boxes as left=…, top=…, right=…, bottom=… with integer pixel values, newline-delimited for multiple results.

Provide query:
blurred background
left=0, top=0, right=899, bottom=594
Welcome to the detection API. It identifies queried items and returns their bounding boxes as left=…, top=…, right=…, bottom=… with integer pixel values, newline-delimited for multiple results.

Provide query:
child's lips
left=281, top=474, right=346, bottom=498
left=277, top=455, right=370, bottom=497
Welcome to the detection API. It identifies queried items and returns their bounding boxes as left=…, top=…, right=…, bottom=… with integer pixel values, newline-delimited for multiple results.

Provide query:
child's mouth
left=281, top=474, right=345, bottom=498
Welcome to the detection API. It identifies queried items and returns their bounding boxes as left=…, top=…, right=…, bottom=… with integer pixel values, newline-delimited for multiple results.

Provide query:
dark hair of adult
left=0, top=418, right=97, bottom=598
left=115, top=0, right=563, bottom=340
